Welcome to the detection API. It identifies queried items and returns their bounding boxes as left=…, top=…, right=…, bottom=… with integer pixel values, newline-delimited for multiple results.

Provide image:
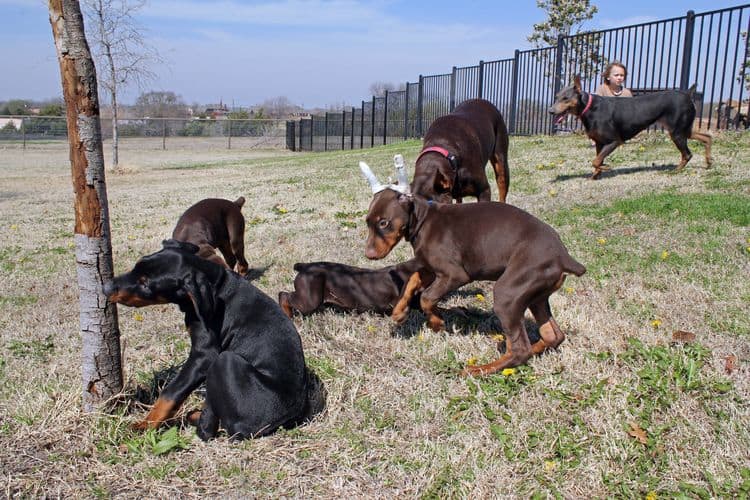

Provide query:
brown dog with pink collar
left=410, top=98, right=510, bottom=203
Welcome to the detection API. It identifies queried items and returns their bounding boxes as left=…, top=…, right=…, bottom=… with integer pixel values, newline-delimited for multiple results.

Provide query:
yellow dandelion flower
left=597, top=237, right=607, bottom=245
left=501, top=368, right=516, bottom=376
left=417, top=332, right=425, bottom=342
left=134, top=312, right=144, bottom=321
left=548, top=189, right=557, bottom=197
left=127, top=234, right=135, bottom=240
left=564, top=286, right=574, bottom=294
left=490, top=333, right=505, bottom=342
left=650, top=319, right=662, bottom=329
left=475, top=293, right=486, bottom=302
left=467, top=357, right=478, bottom=366
left=367, top=325, right=376, bottom=333
left=645, top=491, right=657, bottom=500
left=10, top=224, right=18, bottom=231
left=544, top=460, right=557, bottom=472
left=660, top=250, right=669, bottom=260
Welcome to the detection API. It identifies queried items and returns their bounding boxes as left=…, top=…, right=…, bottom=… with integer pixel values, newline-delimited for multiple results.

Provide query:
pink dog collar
left=580, top=93, right=593, bottom=116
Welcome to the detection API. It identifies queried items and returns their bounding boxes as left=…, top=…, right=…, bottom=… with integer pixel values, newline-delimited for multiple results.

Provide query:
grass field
left=1, top=132, right=748, bottom=498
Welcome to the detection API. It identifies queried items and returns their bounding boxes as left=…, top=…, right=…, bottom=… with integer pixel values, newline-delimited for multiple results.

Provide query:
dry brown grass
left=0, top=132, right=748, bottom=498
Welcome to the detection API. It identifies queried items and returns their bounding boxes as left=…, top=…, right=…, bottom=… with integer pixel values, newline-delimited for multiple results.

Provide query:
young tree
left=528, top=0, right=602, bottom=80
left=48, top=0, right=123, bottom=412
left=82, top=0, right=160, bottom=169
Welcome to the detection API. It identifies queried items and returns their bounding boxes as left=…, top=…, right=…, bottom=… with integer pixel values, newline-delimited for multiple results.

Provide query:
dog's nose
left=102, top=281, right=115, bottom=297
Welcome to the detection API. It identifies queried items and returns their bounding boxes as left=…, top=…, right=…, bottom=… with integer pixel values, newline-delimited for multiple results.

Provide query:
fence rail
left=0, top=116, right=290, bottom=149
left=288, top=4, right=750, bottom=151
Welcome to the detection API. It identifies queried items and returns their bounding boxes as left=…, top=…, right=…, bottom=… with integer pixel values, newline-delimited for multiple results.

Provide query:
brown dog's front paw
left=391, top=307, right=410, bottom=324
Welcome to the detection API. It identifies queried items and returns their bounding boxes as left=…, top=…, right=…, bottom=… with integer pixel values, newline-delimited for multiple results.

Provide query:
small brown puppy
left=279, top=259, right=432, bottom=317
left=360, top=162, right=585, bottom=376
left=172, top=197, right=249, bottom=275
left=411, top=98, right=510, bottom=202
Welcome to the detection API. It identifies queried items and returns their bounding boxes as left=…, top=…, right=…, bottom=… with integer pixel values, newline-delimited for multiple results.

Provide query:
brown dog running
left=278, top=259, right=433, bottom=317
left=360, top=163, right=585, bottom=376
left=548, top=75, right=712, bottom=179
left=172, top=197, right=250, bottom=275
left=411, top=98, right=510, bottom=202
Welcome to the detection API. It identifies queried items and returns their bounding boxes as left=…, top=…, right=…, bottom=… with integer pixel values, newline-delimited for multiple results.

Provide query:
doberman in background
left=104, top=240, right=310, bottom=440
left=548, top=75, right=712, bottom=179
left=172, top=197, right=250, bottom=275
left=360, top=163, right=585, bottom=377
left=279, top=259, right=433, bottom=317
left=410, top=98, right=510, bottom=202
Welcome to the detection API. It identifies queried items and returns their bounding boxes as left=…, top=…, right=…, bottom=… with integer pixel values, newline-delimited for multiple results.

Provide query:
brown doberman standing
left=549, top=75, right=712, bottom=179
left=411, top=98, right=510, bottom=202
left=172, top=197, right=250, bottom=275
left=359, top=162, right=585, bottom=376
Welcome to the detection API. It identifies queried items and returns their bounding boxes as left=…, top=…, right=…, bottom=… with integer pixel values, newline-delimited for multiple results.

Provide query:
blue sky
left=0, top=0, right=741, bottom=108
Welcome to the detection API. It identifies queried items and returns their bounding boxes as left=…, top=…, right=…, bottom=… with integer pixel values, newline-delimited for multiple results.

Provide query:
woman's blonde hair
left=602, top=61, right=628, bottom=83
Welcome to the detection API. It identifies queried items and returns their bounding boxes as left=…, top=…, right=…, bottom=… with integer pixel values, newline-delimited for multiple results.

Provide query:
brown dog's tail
left=563, top=255, right=586, bottom=277
left=233, top=196, right=246, bottom=207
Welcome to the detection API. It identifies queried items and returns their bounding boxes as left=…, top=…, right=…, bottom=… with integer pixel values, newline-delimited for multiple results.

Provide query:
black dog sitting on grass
left=104, top=239, right=310, bottom=440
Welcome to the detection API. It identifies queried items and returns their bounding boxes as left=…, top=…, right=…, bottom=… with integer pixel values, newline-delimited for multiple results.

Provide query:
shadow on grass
left=392, top=307, right=542, bottom=347
left=552, top=163, right=678, bottom=182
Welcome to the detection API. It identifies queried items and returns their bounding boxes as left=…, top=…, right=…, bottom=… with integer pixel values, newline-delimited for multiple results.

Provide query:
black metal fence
left=288, top=4, right=750, bottom=151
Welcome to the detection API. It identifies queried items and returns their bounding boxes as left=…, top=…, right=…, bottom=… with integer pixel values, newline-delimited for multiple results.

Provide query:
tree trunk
left=48, top=0, right=123, bottom=412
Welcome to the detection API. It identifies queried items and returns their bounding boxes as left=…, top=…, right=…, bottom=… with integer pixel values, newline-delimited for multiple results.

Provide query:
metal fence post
left=22, top=117, right=26, bottom=150
left=360, top=100, right=365, bottom=149
left=450, top=66, right=457, bottom=112
left=351, top=106, right=355, bottom=150
left=227, top=119, right=232, bottom=149
left=404, top=83, right=409, bottom=141
left=478, top=60, right=485, bottom=99
left=341, top=111, right=345, bottom=150
left=680, top=10, right=696, bottom=90
left=383, top=90, right=389, bottom=145
left=324, top=112, right=328, bottom=151
left=371, top=98, right=375, bottom=147
left=417, top=75, right=424, bottom=137
left=509, top=50, right=520, bottom=135
left=162, top=119, right=166, bottom=150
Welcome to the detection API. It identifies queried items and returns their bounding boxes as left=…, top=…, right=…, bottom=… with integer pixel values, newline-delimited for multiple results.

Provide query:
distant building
left=205, top=100, right=230, bottom=120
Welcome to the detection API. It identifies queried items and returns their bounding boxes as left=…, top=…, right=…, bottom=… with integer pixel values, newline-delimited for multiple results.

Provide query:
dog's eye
left=378, top=219, right=390, bottom=230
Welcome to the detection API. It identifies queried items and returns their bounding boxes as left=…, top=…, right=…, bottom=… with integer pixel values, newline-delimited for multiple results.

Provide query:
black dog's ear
left=182, top=272, right=215, bottom=325
left=573, top=75, right=582, bottom=92
left=163, top=239, right=200, bottom=254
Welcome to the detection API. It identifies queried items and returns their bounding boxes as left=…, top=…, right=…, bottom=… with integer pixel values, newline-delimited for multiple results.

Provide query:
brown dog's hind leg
left=689, top=129, right=713, bottom=167
left=491, top=152, right=510, bottom=202
left=462, top=282, right=533, bottom=377
left=528, top=297, right=566, bottom=354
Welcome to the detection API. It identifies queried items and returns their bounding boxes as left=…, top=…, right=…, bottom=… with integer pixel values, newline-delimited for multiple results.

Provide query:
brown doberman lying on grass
left=278, top=259, right=433, bottom=317
left=172, top=197, right=250, bottom=275
left=548, top=75, right=712, bottom=179
left=359, top=162, right=585, bottom=376
left=410, top=98, right=510, bottom=202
